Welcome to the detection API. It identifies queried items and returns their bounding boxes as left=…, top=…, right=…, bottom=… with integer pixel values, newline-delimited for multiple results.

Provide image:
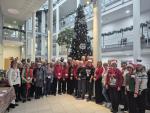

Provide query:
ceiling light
left=8, top=25, right=12, bottom=28
left=8, top=8, right=19, bottom=15
left=13, top=21, right=16, bottom=24
left=87, top=1, right=90, bottom=4
left=126, top=10, right=130, bottom=14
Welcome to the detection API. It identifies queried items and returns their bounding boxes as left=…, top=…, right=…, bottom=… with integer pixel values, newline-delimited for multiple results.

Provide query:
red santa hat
left=127, top=63, right=135, bottom=69
left=111, top=60, right=117, bottom=65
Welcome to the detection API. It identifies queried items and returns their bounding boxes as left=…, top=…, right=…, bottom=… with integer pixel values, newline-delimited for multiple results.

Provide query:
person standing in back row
left=68, top=60, right=74, bottom=95
left=21, top=64, right=33, bottom=102
left=86, top=60, right=95, bottom=101
left=125, top=64, right=138, bottom=113
left=45, top=63, right=54, bottom=95
left=62, top=62, right=68, bottom=94
left=94, top=61, right=104, bottom=104
left=78, top=61, right=87, bottom=99
left=54, top=60, right=63, bottom=95
left=120, top=62, right=128, bottom=111
left=33, top=62, right=45, bottom=99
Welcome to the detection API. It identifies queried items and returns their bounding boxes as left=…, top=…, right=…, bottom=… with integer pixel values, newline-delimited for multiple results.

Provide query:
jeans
left=102, top=86, right=110, bottom=102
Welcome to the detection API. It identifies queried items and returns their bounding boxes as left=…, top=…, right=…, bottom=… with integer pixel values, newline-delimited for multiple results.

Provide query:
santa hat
left=127, top=64, right=135, bottom=69
left=88, top=59, right=92, bottom=62
left=111, top=60, right=117, bottom=65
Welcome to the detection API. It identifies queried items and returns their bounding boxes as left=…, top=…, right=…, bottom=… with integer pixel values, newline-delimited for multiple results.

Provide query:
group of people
left=7, top=56, right=150, bottom=113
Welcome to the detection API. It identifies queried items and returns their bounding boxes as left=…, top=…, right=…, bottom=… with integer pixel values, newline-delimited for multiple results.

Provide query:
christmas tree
left=69, top=5, right=92, bottom=60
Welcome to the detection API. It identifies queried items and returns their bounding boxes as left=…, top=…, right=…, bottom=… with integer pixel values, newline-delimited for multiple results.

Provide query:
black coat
left=147, top=70, right=150, bottom=89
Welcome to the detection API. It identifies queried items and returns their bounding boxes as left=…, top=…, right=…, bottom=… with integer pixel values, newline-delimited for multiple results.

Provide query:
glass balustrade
left=3, top=27, right=25, bottom=41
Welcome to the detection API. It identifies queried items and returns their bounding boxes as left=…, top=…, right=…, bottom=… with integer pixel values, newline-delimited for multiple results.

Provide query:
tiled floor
left=6, top=94, right=150, bottom=113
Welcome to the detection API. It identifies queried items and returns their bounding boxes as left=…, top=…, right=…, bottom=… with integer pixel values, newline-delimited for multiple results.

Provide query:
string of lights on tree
left=69, top=5, right=92, bottom=60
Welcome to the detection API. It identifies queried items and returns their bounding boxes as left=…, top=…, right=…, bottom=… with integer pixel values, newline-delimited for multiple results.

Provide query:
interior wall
left=101, top=11, right=150, bottom=46
left=3, top=46, right=21, bottom=59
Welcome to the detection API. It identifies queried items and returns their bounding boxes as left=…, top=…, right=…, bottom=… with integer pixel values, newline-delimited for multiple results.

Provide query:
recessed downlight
left=87, top=1, right=90, bottom=4
left=13, top=21, right=17, bottom=24
left=8, top=8, right=19, bottom=15
left=125, top=10, right=130, bottom=14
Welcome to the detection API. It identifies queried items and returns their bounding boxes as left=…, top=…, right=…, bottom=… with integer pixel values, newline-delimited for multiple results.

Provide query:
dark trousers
left=145, top=89, right=150, bottom=110
left=78, top=79, right=86, bottom=98
left=120, top=86, right=128, bottom=110
left=22, top=83, right=26, bottom=100
left=52, top=77, right=57, bottom=95
left=62, top=79, right=67, bottom=93
left=95, top=78, right=103, bottom=103
left=127, top=92, right=137, bottom=113
left=137, top=90, right=146, bottom=113
left=109, top=87, right=119, bottom=113
left=30, top=83, right=35, bottom=97
left=68, top=79, right=74, bottom=94
left=58, top=79, right=62, bottom=94
left=46, top=78, right=52, bottom=95
left=13, top=84, right=21, bottom=102
left=87, top=81, right=93, bottom=99
left=74, top=79, right=78, bottom=96
left=35, top=86, right=42, bottom=99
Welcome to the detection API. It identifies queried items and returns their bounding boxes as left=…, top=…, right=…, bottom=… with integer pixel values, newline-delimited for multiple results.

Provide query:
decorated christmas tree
left=69, top=5, right=92, bottom=60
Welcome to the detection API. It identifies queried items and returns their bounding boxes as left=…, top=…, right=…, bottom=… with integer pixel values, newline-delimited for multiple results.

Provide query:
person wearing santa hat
left=94, top=61, right=104, bottom=104
left=125, top=64, right=139, bottom=113
left=102, top=63, right=111, bottom=107
left=106, top=61, right=123, bottom=113
left=86, top=60, right=95, bottom=101
left=120, top=62, right=129, bottom=111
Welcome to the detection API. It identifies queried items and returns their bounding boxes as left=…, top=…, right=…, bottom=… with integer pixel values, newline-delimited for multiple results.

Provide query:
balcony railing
left=3, top=27, right=25, bottom=42
left=102, top=42, right=133, bottom=52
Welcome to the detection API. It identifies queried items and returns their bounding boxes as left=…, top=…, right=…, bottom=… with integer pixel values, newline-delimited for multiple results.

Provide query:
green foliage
left=57, top=28, right=74, bottom=49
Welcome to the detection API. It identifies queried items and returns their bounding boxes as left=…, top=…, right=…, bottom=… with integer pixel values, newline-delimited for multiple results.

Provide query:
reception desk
left=0, top=87, right=16, bottom=113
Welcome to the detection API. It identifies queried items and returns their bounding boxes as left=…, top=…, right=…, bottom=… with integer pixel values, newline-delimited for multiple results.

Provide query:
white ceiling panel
left=0, top=0, right=47, bottom=22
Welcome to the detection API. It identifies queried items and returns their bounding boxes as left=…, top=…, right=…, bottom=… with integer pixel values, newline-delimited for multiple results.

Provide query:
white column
left=31, top=13, right=36, bottom=61
left=77, top=0, right=81, bottom=7
left=56, top=6, right=60, bottom=58
left=0, top=9, right=2, bottom=44
left=41, top=11, right=46, bottom=59
left=93, top=0, right=102, bottom=66
left=133, top=0, right=141, bottom=63
left=48, top=0, right=53, bottom=62
left=0, top=7, right=4, bottom=69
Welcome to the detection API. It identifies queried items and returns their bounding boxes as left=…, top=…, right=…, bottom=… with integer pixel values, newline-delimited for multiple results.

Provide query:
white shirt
left=138, top=72, right=148, bottom=91
left=7, top=68, right=21, bottom=86
left=102, top=67, right=108, bottom=85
